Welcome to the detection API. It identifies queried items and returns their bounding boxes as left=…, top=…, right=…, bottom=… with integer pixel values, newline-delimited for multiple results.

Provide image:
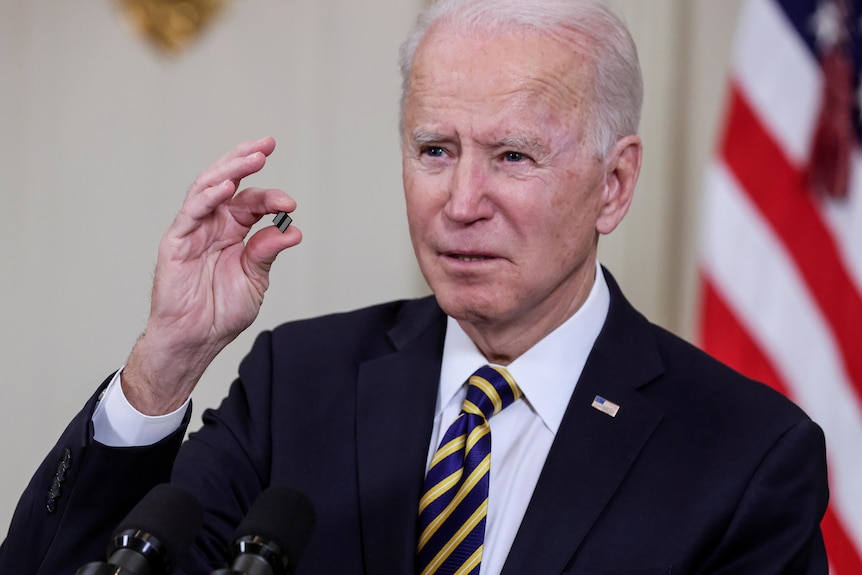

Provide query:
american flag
left=698, top=0, right=862, bottom=570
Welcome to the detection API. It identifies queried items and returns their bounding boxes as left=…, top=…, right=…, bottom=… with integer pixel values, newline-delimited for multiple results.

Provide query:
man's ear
left=596, top=134, right=642, bottom=235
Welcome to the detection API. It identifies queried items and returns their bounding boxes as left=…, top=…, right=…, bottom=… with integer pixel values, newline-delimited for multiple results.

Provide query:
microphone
left=75, top=483, right=204, bottom=575
left=210, top=486, right=316, bottom=575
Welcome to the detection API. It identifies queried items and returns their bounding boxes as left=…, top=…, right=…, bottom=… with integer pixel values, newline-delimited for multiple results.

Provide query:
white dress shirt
left=93, top=265, right=610, bottom=575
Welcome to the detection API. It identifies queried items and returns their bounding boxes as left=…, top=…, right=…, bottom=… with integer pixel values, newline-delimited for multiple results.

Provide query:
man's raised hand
left=123, top=137, right=301, bottom=415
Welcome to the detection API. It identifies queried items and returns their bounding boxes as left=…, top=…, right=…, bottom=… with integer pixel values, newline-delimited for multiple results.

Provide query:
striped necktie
left=417, top=365, right=522, bottom=575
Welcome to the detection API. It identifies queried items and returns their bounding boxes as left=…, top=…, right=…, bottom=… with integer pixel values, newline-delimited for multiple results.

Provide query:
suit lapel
left=355, top=298, right=446, bottom=575
left=502, top=270, right=666, bottom=574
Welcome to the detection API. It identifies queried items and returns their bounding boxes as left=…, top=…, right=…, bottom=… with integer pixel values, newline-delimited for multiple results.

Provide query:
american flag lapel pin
left=591, top=395, right=620, bottom=417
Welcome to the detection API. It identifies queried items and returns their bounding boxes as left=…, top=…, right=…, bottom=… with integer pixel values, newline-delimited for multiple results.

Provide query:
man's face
left=402, top=26, right=628, bottom=354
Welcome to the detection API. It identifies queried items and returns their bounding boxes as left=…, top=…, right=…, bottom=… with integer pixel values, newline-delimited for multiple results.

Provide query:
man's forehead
left=408, top=25, right=594, bottom=112
left=416, top=20, right=594, bottom=69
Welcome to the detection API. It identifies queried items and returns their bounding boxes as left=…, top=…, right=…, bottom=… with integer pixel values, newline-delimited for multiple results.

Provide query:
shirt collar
left=438, top=263, right=610, bottom=434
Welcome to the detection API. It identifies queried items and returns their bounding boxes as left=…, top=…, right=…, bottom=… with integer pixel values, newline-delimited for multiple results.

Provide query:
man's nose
left=443, top=155, right=494, bottom=224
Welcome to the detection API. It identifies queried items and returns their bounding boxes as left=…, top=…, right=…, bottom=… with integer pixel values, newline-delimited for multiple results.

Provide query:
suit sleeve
left=0, top=329, right=281, bottom=575
left=0, top=373, right=188, bottom=575
left=697, top=418, right=829, bottom=574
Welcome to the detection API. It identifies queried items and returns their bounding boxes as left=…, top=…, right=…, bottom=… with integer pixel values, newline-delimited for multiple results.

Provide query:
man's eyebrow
left=409, top=129, right=450, bottom=145
left=496, top=135, right=549, bottom=155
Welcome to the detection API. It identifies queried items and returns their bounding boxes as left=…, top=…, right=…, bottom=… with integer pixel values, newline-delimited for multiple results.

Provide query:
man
left=1, top=0, right=828, bottom=573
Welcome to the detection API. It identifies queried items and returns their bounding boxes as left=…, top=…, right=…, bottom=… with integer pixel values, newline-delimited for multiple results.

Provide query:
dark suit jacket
left=1, top=270, right=828, bottom=574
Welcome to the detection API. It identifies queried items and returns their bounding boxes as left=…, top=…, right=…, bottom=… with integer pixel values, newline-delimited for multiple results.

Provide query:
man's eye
left=503, top=151, right=525, bottom=162
left=423, top=146, right=446, bottom=158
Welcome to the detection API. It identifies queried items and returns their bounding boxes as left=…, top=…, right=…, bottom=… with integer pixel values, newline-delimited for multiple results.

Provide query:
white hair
left=398, top=0, right=643, bottom=158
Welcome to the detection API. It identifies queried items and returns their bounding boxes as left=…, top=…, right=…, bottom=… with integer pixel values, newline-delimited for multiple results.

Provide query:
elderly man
left=1, top=0, right=828, bottom=573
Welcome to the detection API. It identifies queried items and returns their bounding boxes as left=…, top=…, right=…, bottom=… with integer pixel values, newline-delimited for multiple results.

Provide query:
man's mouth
left=452, top=255, right=492, bottom=262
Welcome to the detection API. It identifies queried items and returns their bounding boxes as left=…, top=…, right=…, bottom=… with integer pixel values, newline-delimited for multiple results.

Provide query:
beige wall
left=0, top=0, right=742, bottom=537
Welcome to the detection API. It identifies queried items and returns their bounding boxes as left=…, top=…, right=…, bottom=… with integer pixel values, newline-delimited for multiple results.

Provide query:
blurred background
left=0, top=0, right=745, bottom=539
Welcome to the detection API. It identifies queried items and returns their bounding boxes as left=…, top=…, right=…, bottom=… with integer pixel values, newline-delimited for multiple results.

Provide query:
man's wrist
left=122, top=334, right=208, bottom=415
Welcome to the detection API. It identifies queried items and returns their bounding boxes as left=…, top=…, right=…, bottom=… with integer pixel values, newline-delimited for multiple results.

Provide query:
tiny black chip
left=273, top=211, right=292, bottom=233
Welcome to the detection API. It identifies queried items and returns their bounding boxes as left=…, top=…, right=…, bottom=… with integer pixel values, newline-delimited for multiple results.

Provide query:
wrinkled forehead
left=406, top=23, right=596, bottom=124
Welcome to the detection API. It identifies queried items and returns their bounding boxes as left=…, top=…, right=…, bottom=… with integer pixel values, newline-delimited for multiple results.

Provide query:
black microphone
left=210, top=486, right=316, bottom=575
left=75, top=483, right=204, bottom=575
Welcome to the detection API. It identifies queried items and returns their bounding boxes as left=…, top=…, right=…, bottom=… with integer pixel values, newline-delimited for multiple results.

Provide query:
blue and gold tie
left=417, top=365, right=522, bottom=575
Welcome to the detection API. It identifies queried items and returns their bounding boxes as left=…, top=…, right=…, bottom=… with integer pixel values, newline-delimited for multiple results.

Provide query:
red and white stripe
left=698, top=0, right=862, bottom=570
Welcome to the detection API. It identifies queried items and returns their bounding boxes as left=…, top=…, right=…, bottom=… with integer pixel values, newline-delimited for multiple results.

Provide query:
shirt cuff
left=92, top=367, right=189, bottom=447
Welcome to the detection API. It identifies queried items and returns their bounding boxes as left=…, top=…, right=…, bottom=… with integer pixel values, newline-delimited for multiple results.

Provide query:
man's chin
left=434, top=293, right=502, bottom=325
